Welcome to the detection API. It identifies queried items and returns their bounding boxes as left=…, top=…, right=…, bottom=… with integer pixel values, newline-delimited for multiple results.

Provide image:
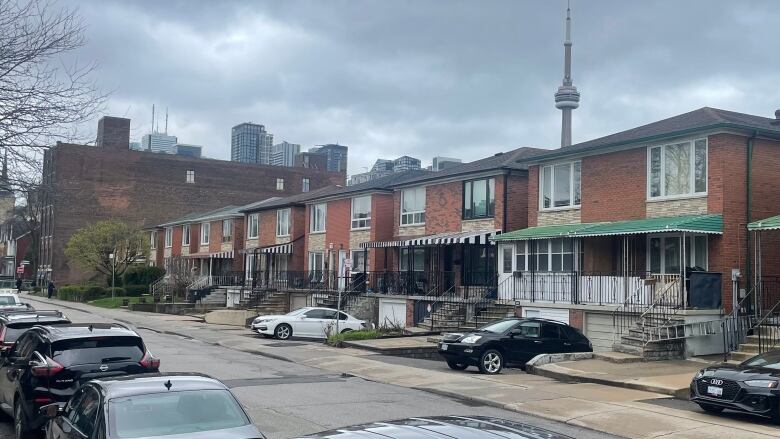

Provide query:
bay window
left=463, top=178, right=495, bottom=220
left=648, top=139, right=707, bottom=199
left=540, top=161, right=581, bottom=209
left=276, top=209, right=290, bottom=236
left=351, top=195, right=371, bottom=229
left=247, top=214, right=259, bottom=239
left=310, top=203, right=327, bottom=233
left=401, top=187, right=426, bottom=225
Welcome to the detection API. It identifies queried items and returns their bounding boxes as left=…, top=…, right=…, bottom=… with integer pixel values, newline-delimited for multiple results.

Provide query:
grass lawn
left=88, top=296, right=147, bottom=309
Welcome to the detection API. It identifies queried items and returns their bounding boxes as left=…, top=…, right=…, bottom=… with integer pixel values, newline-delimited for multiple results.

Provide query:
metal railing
left=756, top=301, right=780, bottom=354
left=721, top=287, right=757, bottom=361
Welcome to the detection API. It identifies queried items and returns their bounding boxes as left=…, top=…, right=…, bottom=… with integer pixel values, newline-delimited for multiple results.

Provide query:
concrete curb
left=528, top=363, right=690, bottom=399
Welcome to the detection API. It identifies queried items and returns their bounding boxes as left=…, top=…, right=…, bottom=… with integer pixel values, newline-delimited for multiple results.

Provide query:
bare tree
left=0, top=0, right=107, bottom=192
left=164, top=255, right=196, bottom=299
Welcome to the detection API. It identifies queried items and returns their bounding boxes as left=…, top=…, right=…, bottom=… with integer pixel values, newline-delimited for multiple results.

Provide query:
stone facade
left=536, top=209, right=581, bottom=226
left=646, top=197, right=708, bottom=218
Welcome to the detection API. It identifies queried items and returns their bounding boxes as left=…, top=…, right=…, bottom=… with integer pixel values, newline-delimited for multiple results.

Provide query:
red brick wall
left=208, top=220, right=221, bottom=252
left=232, top=218, right=245, bottom=272
left=325, top=198, right=351, bottom=270
left=172, top=226, right=182, bottom=257
left=392, top=190, right=402, bottom=238
left=569, top=309, right=584, bottom=330
left=371, top=194, right=395, bottom=271
left=258, top=211, right=277, bottom=247
left=750, top=138, right=780, bottom=277
left=426, top=181, right=462, bottom=234
left=190, top=224, right=200, bottom=254
left=581, top=149, right=646, bottom=223
left=155, top=230, right=164, bottom=266
left=503, top=172, right=529, bottom=232
left=528, top=165, right=539, bottom=227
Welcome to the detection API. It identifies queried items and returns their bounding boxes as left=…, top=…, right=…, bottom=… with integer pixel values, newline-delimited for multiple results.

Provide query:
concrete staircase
left=613, top=316, right=685, bottom=360
left=728, top=325, right=780, bottom=362
left=420, top=302, right=466, bottom=332
left=467, top=302, right=515, bottom=329
left=240, top=289, right=289, bottom=315
left=199, top=288, right=227, bottom=306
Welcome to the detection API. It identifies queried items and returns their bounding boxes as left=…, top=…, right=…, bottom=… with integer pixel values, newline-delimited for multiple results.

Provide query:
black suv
left=438, top=318, right=592, bottom=374
left=0, top=323, right=161, bottom=438
left=0, top=311, right=70, bottom=352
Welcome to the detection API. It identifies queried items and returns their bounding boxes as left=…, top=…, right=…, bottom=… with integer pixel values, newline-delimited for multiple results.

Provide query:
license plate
left=707, top=386, right=723, bottom=397
left=440, top=343, right=448, bottom=351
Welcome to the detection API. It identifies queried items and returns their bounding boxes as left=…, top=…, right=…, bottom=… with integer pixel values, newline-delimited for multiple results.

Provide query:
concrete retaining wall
left=204, top=309, right=258, bottom=327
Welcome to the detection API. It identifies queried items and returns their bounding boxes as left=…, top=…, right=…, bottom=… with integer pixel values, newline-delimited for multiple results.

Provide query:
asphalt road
left=0, top=303, right=623, bottom=439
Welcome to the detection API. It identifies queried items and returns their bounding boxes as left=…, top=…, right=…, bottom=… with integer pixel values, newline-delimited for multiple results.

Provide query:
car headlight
left=254, top=318, right=273, bottom=324
left=461, top=335, right=482, bottom=344
left=695, top=370, right=704, bottom=379
left=744, top=380, right=779, bottom=388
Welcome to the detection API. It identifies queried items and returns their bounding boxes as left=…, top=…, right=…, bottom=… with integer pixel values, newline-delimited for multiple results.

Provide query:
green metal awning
left=491, top=223, right=599, bottom=241
left=492, top=214, right=723, bottom=242
left=748, top=214, right=780, bottom=231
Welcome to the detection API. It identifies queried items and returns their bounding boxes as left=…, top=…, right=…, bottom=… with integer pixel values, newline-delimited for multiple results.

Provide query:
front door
left=337, top=250, right=347, bottom=291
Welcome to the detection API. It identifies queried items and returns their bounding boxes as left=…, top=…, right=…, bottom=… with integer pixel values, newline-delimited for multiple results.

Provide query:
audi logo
left=99, top=364, right=109, bottom=372
left=710, top=379, right=723, bottom=385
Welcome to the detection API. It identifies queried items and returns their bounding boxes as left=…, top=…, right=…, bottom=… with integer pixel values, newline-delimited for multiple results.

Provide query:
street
left=0, top=297, right=619, bottom=439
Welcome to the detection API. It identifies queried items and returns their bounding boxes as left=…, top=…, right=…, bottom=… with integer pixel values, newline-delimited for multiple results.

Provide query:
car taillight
left=140, top=350, right=160, bottom=370
left=31, top=357, right=64, bottom=377
left=0, top=326, right=9, bottom=351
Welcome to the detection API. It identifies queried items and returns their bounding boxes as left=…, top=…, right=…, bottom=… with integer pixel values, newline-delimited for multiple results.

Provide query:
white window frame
left=276, top=178, right=284, bottom=191
left=302, top=178, right=310, bottom=193
left=182, top=225, right=190, bottom=246
left=200, top=222, right=210, bottom=245
left=185, top=170, right=195, bottom=183
left=351, top=195, right=372, bottom=230
left=150, top=231, right=157, bottom=249
left=647, top=138, right=708, bottom=201
left=276, top=208, right=290, bottom=237
left=351, top=250, right=369, bottom=272
left=646, top=234, right=708, bottom=275
left=310, top=203, right=327, bottom=233
left=400, top=187, right=426, bottom=226
left=308, top=251, right=324, bottom=272
left=222, top=218, right=233, bottom=242
left=247, top=214, right=259, bottom=239
left=539, top=161, right=581, bottom=211
left=164, top=227, right=173, bottom=248
left=511, top=239, right=578, bottom=273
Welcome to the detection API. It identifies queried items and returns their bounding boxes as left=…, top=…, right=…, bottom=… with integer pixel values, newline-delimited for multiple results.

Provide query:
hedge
left=123, top=266, right=165, bottom=287
left=57, top=285, right=84, bottom=301
left=83, top=285, right=106, bottom=301
left=123, top=285, right=147, bottom=297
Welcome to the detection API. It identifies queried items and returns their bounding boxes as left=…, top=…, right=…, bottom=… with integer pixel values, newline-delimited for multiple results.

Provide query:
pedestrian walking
left=15, top=278, right=22, bottom=294
left=47, top=281, right=55, bottom=299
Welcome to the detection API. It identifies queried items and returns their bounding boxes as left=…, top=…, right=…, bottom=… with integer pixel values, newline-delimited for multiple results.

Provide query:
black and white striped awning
left=185, top=250, right=234, bottom=259
left=360, top=230, right=500, bottom=248
left=260, top=243, right=293, bottom=254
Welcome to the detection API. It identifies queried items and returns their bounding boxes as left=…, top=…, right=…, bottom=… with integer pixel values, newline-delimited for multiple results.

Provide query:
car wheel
left=275, top=324, right=292, bottom=340
left=14, top=400, right=30, bottom=439
left=698, top=403, right=724, bottom=415
left=340, top=328, right=353, bottom=334
left=446, top=361, right=468, bottom=370
left=478, top=349, right=503, bottom=374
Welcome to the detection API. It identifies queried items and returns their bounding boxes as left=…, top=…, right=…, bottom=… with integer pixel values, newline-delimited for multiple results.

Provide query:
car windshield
left=742, top=351, right=780, bottom=370
left=109, top=389, right=250, bottom=438
left=478, top=319, right=518, bottom=334
left=0, top=281, right=15, bottom=289
left=286, top=308, right=308, bottom=316
left=0, top=296, right=17, bottom=305
left=52, top=336, right=144, bottom=366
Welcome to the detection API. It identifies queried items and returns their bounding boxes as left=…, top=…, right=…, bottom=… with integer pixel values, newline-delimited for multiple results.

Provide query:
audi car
left=690, top=350, right=780, bottom=422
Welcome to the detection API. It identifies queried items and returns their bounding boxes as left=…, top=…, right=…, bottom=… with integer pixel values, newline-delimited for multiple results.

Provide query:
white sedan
left=251, top=307, right=366, bottom=340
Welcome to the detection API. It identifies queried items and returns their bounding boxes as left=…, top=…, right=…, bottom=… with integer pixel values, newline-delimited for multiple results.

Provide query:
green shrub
left=123, top=284, right=148, bottom=297
left=104, top=287, right=125, bottom=297
left=57, top=285, right=84, bottom=301
left=83, top=285, right=106, bottom=301
left=123, top=266, right=165, bottom=287
left=327, top=330, right=379, bottom=346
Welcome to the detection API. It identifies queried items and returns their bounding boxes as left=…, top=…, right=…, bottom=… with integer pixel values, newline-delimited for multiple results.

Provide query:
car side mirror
left=509, top=329, right=523, bottom=337
left=39, top=403, right=62, bottom=419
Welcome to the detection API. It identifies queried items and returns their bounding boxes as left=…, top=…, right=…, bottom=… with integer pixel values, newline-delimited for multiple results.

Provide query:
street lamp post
left=109, top=251, right=116, bottom=299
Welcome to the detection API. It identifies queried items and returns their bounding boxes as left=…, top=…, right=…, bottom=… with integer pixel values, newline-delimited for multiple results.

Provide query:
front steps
left=613, top=317, right=685, bottom=360
left=419, top=301, right=515, bottom=332
left=728, top=326, right=780, bottom=362
left=240, top=289, right=289, bottom=315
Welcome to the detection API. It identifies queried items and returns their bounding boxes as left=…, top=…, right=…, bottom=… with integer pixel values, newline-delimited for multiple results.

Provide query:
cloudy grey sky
left=64, top=0, right=780, bottom=174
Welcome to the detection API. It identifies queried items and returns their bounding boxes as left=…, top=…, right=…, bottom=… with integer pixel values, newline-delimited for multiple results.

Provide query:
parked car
left=0, top=323, right=161, bottom=438
left=296, top=415, right=573, bottom=438
left=438, top=318, right=592, bottom=374
left=690, top=350, right=780, bottom=422
left=0, top=280, right=18, bottom=295
left=0, top=292, right=22, bottom=306
left=251, top=307, right=366, bottom=340
left=40, top=373, right=265, bottom=439
left=0, top=310, right=70, bottom=352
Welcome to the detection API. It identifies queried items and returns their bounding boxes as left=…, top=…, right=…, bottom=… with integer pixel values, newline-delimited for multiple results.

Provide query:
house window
left=150, top=231, right=157, bottom=249
left=463, top=178, right=495, bottom=219
left=186, top=170, right=195, bottom=183
left=276, top=178, right=284, bottom=191
left=515, top=239, right=577, bottom=273
left=400, top=248, right=426, bottom=272
left=276, top=209, right=290, bottom=236
left=502, top=246, right=513, bottom=273
left=351, top=250, right=369, bottom=272
left=540, top=162, right=581, bottom=209
left=222, top=219, right=233, bottom=243
left=648, top=235, right=708, bottom=274
left=182, top=225, right=190, bottom=246
left=351, top=195, right=371, bottom=229
left=401, top=187, right=426, bottom=225
left=310, top=203, right=327, bottom=233
left=200, top=222, right=210, bottom=245
left=648, top=139, right=707, bottom=199
left=308, top=251, right=324, bottom=273
left=164, top=227, right=172, bottom=248
left=302, top=178, right=310, bottom=193
left=247, top=214, right=259, bottom=239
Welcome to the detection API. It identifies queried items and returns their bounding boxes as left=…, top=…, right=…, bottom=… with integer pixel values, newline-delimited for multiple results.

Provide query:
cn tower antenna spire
left=554, top=0, right=580, bottom=147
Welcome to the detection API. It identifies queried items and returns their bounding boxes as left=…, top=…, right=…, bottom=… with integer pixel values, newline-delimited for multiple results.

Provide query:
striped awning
left=260, top=243, right=293, bottom=254
left=361, top=229, right=500, bottom=248
left=185, top=250, right=234, bottom=259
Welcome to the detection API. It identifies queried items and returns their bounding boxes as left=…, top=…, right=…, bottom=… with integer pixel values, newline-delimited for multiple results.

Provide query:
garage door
left=378, top=299, right=407, bottom=328
left=584, top=312, right=615, bottom=352
left=523, top=308, right=569, bottom=325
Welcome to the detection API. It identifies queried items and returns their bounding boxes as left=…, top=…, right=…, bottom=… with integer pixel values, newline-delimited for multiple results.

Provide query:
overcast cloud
left=62, top=0, right=780, bottom=174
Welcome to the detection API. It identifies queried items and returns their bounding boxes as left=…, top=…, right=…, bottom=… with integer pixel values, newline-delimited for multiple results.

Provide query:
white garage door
left=585, top=312, right=615, bottom=352
left=378, top=299, right=407, bottom=328
left=523, top=308, right=569, bottom=325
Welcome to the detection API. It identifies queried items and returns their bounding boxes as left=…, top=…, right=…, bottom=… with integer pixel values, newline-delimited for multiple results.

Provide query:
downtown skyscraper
left=231, top=122, right=274, bottom=164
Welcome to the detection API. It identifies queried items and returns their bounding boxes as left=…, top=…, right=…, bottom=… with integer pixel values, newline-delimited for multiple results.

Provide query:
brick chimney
left=96, top=116, right=131, bottom=150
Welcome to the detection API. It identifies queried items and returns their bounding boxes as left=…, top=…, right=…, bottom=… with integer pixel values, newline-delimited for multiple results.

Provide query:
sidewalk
left=25, top=296, right=780, bottom=439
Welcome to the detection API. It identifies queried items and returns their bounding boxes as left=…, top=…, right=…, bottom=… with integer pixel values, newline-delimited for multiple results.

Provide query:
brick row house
left=493, top=107, right=780, bottom=357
